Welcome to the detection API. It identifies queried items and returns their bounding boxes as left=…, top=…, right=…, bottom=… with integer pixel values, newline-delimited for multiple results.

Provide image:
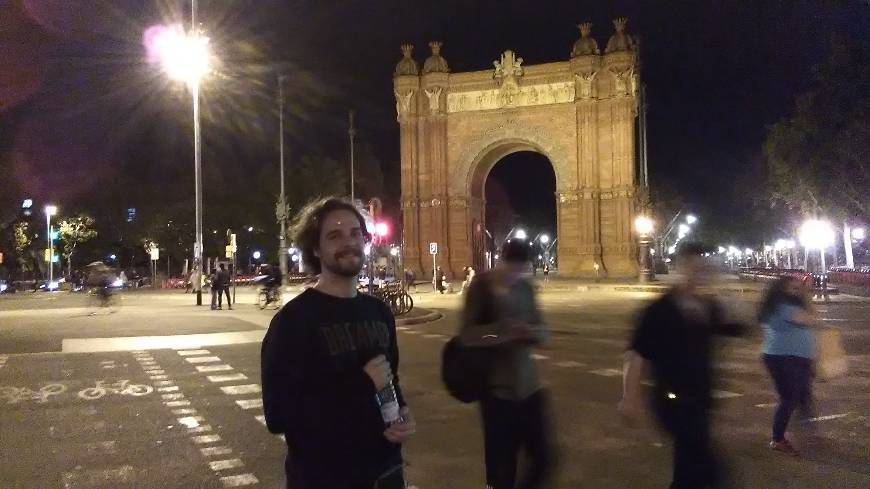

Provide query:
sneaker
left=769, top=439, right=800, bottom=457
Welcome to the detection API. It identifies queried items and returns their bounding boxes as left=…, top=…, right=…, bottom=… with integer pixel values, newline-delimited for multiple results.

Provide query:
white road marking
left=165, top=400, right=191, bottom=407
left=403, top=330, right=420, bottom=335
left=254, top=415, right=267, bottom=426
left=220, top=474, right=259, bottom=487
left=157, top=386, right=180, bottom=393
left=220, top=384, right=261, bottom=396
left=84, top=440, right=118, bottom=454
left=61, top=465, right=135, bottom=486
left=531, top=354, right=550, bottom=361
left=554, top=361, right=586, bottom=368
left=201, top=446, right=233, bottom=457
left=101, top=365, right=116, bottom=369
left=422, top=334, right=445, bottom=339
left=192, top=434, right=222, bottom=444
left=188, top=425, right=212, bottom=433
left=177, top=349, right=212, bottom=356
left=808, top=413, right=850, bottom=422
left=209, top=458, right=244, bottom=471
left=208, top=373, right=248, bottom=383
left=589, top=368, right=623, bottom=377
left=711, top=389, right=742, bottom=399
left=396, top=326, right=409, bottom=331
left=143, top=369, right=166, bottom=375
left=154, top=380, right=175, bottom=387
left=196, top=365, right=234, bottom=373
left=178, top=416, right=204, bottom=428
left=755, top=403, right=776, bottom=408
left=235, top=399, right=263, bottom=410
left=99, top=360, right=115, bottom=365
left=149, top=375, right=169, bottom=380
left=172, top=408, right=197, bottom=415
left=162, top=393, right=185, bottom=401
left=185, top=356, right=222, bottom=364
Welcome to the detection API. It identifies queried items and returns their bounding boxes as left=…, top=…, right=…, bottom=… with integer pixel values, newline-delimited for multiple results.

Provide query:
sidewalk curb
left=396, top=311, right=443, bottom=326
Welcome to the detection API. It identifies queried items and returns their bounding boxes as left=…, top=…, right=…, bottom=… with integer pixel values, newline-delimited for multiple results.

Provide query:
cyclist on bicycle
left=260, top=264, right=283, bottom=303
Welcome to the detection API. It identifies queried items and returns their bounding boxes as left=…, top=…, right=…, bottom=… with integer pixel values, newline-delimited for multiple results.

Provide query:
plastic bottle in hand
left=375, top=380, right=404, bottom=426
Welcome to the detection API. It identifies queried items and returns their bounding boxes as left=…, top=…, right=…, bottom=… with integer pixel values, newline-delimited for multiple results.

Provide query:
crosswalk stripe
left=220, top=384, right=261, bottom=396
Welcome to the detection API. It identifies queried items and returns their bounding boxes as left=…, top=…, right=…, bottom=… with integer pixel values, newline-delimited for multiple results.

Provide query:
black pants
left=656, top=400, right=720, bottom=489
left=480, top=390, right=555, bottom=489
left=219, top=287, right=231, bottom=308
left=763, top=354, right=814, bottom=441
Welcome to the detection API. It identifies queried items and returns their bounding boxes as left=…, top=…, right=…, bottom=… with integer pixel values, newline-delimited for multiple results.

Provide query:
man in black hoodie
left=261, top=197, right=415, bottom=489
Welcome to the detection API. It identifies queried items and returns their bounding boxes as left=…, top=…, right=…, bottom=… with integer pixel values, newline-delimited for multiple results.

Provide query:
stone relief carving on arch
left=424, top=87, right=443, bottom=115
left=394, top=90, right=414, bottom=121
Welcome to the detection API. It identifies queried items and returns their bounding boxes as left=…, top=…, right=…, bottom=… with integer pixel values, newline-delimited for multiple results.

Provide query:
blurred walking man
left=620, top=243, right=744, bottom=488
left=460, top=239, right=555, bottom=489
left=261, top=197, right=415, bottom=489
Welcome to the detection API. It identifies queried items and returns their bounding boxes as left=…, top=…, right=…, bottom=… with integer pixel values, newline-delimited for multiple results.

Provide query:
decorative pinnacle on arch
left=422, top=41, right=448, bottom=74
left=579, top=22, right=593, bottom=38
left=613, top=17, right=628, bottom=33
left=394, top=43, right=419, bottom=76
left=572, top=21, right=600, bottom=57
left=429, top=41, right=442, bottom=55
left=401, top=43, right=414, bottom=58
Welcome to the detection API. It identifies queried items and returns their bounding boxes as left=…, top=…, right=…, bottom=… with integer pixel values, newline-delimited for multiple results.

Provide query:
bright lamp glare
left=634, top=216, right=654, bottom=235
left=45, top=205, right=57, bottom=216
left=539, top=234, right=550, bottom=244
left=686, top=214, right=698, bottom=225
left=799, top=219, right=835, bottom=250
left=514, top=229, right=527, bottom=240
left=145, top=24, right=210, bottom=85
left=375, top=222, right=389, bottom=237
left=853, top=227, right=866, bottom=240
left=252, top=251, right=261, bottom=260
left=678, top=223, right=690, bottom=235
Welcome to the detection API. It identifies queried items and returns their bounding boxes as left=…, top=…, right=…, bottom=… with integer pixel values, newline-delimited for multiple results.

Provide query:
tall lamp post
left=146, top=6, right=211, bottom=305
left=277, top=75, right=289, bottom=284
left=45, top=205, right=58, bottom=287
left=635, top=215, right=654, bottom=283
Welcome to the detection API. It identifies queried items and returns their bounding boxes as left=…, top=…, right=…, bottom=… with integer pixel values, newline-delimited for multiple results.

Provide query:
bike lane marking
left=130, top=350, right=259, bottom=486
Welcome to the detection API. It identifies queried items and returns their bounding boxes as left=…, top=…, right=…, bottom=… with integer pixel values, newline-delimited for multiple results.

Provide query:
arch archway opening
left=475, top=150, right=556, bottom=272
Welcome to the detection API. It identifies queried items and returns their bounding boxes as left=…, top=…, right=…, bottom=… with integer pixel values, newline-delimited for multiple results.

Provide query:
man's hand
left=384, top=406, right=416, bottom=444
left=617, top=397, right=643, bottom=426
left=364, top=355, right=392, bottom=391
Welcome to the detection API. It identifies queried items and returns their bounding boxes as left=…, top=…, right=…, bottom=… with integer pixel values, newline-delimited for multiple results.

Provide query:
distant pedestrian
left=217, top=264, right=232, bottom=310
left=459, top=239, right=555, bottom=489
left=758, top=276, right=817, bottom=456
left=261, top=197, right=415, bottom=488
left=542, top=264, right=549, bottom=284
left=435, top=266, right=446, bottom=294
left=620, top=243, right=744, bottom=489
left=209, top=269, right=220, bottom=310
left=404, top=269, right=416, bottom=292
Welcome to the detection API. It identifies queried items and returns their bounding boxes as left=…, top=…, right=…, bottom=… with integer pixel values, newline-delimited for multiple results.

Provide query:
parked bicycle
left=363, top=282, right=414, bottom=316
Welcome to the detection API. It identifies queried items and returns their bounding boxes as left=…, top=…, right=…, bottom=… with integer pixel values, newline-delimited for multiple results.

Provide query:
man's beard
left=321, top=248, right=364, bottom=277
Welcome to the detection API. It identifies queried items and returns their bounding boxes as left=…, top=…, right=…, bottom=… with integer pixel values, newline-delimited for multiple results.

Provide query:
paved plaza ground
left=0, top=280, right=868, bottom=488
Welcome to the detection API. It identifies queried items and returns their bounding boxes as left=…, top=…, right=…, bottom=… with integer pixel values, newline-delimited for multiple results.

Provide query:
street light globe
left=667, top=245, right=677, bottom=254
left=717, top=246, right=726, bottom=254
left=853, top=227, right=866, bottom=241
left=145, top=24, right=210, bottom=85
left=686, top=214, right=698, bottom=225
left=634, top=216, right=654, bottom=235
left=744, top=248, right=753, bottom=255
left=799, top=219, right=835, bottom=249
left=247, top=226, right=254, bottom=232
left=45, top=205, right=58, bottom=216
left=514, top=229, right=527, bottom=240
left=539, top=234, right=550, bottom=244
left=252, top=251, right=262, bottom=260
left=678, top=223, right=690, bottom=235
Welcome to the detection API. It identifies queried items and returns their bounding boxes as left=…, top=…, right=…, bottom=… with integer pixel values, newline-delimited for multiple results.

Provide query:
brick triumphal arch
left=394, top=19, right=644, bottom=279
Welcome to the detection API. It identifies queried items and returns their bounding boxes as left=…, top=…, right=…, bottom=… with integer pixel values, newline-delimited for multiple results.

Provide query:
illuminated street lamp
left=799, top=219, right=835, bottom=273
left=146, top=12, right=211, bottom=306
left=634, top=216, right=654, bottom=283
left=514, top=229, right=528, bottom=240
left=45, top=205, right=58, bottom=288
left=686, top=214, right=698, bottom=225
left=539, top=234, right=550, bottom=245
left=853, top=227, right=866, bottom=241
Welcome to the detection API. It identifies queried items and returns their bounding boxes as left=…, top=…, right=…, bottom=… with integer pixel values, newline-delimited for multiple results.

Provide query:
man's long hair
left=290, top=197, right=370, bottom=275
left=758, top=276, right=808, bottom=323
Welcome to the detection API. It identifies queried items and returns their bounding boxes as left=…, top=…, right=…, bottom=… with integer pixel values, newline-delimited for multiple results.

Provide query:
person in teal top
left=758, top=276, right=817, bottom=456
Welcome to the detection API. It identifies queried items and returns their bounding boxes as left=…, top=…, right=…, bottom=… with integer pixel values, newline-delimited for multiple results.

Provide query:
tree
left=13, top=221, right=37, bottom=277
left=59, top=215, right=97, bottom=276
left=764, top=36, right=870, bottom=220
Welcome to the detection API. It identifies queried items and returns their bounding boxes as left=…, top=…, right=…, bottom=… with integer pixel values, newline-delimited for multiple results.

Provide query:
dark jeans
left=655, top=399, right=721, bottom=489
left=219, top=287, right=231, bottom=307
left=763, top=354, right=814, bottom=441
left=480, top=389, right=555, bottom=489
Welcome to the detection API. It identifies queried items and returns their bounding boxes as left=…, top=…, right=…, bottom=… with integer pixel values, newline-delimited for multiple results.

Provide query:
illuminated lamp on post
left=634, top=215, right=654, bottom=283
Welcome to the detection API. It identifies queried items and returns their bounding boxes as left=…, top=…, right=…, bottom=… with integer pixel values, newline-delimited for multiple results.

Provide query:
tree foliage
left=59, top=215, right=97, bottom=275
left=764, top=36, right=870, bottom=220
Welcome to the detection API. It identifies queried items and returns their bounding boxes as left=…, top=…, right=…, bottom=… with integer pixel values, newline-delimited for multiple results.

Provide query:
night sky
left=2, top=0, right=868, bottom=243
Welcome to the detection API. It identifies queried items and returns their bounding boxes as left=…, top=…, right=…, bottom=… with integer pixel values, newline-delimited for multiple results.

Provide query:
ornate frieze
left=446, top=82, right=575, bottom=113
left=394, top=89, right=415, bottom=121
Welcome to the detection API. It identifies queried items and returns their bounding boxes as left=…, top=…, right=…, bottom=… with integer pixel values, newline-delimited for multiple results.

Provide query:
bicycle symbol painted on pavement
left=77, top=380, right=153, bottom=400
left=0, top=384, right=67, bottom=404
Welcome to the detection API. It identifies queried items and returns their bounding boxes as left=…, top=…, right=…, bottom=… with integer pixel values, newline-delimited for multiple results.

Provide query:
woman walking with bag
left=758, top=276, right=817, bottom=456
